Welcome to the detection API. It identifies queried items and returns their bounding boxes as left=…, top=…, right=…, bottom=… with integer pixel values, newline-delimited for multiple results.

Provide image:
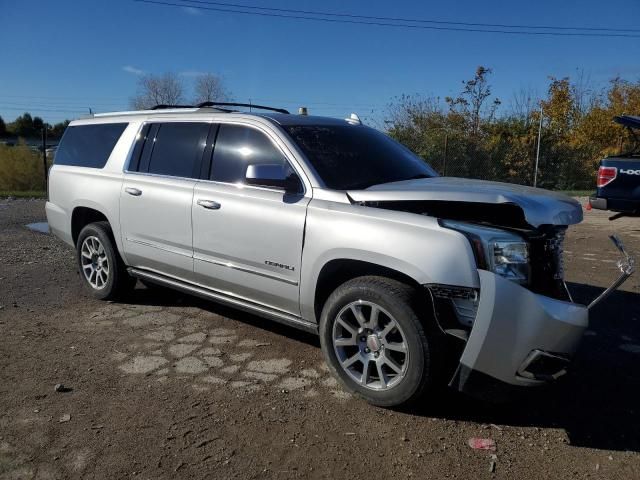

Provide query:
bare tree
left=193, top=73, right=230, bottom=104
left=510, top=86, right=539, bottom=127
left=130, top=72, right=185, bottom=110
left=571, top=68, right=596, bottom=117
left=446, top=66, right=501, bottom=136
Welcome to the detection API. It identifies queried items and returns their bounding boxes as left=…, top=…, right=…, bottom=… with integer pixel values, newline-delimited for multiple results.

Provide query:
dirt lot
left=1, top=198, right=639, bottom=480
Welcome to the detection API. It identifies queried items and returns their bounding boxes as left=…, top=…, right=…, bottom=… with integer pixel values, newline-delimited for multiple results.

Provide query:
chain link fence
left=418, top=133, right=595, bottom=191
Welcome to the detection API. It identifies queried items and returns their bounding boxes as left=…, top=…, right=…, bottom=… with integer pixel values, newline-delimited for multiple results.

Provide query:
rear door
left=192, top=122, right=310, bottom=315
left=120, top=121, right=212, bottom=280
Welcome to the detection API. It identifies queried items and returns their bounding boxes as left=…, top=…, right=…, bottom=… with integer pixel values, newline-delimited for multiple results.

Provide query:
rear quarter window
left=54, top=123, right=128, bottom=168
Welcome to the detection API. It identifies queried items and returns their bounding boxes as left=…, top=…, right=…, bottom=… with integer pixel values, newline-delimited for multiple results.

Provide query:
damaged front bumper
left=449, top=270, right=588, bottom=400
left=448, top=234, right=635, bottom=401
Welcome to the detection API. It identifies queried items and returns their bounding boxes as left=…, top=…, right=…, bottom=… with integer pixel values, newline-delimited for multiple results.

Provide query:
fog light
left=517, top=349, right=570, bottom=381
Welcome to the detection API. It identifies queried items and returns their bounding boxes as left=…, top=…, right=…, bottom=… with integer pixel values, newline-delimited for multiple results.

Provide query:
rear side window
left=211, top=124, right=288, bottom=183
left=139, top=122, right=209, bottom=178
left=55, top=123, right=127, bottom=168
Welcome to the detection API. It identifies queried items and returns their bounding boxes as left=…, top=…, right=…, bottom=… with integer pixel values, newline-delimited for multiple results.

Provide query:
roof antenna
left=345, top=113, right=362, bottom=125
left=89, top=107, right=93, bottom=115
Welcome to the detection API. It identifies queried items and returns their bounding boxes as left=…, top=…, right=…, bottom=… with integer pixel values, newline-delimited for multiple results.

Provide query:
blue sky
left=1, top=0, right=639, bottom=124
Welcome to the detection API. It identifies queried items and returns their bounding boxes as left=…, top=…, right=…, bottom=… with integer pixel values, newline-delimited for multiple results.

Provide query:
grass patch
left=0, top=190, right=46, bottom=198
left=0, top=142, right=50, bottom=192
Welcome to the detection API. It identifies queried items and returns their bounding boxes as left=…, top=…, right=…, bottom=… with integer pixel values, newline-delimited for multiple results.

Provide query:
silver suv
left=46, top=103, right=607, bottom=406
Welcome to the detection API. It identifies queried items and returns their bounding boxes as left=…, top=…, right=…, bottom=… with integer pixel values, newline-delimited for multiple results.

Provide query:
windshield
left=283, top=124, right=438, bottom=190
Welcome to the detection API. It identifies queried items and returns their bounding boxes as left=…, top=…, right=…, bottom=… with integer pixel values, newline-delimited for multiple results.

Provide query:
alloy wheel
left=80, top=236, right=109, bottom=290
left=332, top=300, right=409, bottom=390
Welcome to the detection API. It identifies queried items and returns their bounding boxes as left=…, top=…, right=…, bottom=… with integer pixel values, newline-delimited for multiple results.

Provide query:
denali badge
left=265, top=260, right=295, bottom=271
left=620, top=169, right=640, bottom=175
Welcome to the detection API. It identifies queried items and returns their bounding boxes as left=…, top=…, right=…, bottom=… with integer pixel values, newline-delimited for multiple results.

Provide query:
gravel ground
left=0, top=198, right=639, bottom=480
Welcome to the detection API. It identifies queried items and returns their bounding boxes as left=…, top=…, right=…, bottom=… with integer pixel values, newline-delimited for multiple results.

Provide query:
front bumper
left=449, top=270, right=588, bottom=400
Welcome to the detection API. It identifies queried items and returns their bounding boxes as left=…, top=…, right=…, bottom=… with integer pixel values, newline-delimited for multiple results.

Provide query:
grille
left=528, top=228, right=569, bottom=300
left=428, top=285, right=478, bottom=300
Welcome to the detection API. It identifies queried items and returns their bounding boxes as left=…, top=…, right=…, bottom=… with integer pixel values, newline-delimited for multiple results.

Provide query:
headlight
left=492, top=240, right=529, bottom=283
left=440, top=220, right=530, bottom=285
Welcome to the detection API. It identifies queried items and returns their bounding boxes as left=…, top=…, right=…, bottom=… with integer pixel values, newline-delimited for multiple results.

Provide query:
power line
left=0, top=106, right=88, bottom=114
left=0, top=96, right=383, bottom=110
left=0, top=100, right=127, bottom=109
left=180, top=0, right=640, bottom=33
left=0, top=93, right=130, bottom=101
left=135, top=0, right=640, bottom=38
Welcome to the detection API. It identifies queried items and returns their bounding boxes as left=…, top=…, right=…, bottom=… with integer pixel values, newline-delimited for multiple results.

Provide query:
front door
left=192, top=123, right=309, bottom=315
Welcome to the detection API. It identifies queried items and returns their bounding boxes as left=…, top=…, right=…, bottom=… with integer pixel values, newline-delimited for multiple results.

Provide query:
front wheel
left=319, top=276, right=440, bottom=407
left=76, top=221, right=135, bottom=300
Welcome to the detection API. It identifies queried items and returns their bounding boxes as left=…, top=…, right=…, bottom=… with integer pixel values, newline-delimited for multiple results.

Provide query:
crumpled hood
left=347, top=177, right=583, bottom=227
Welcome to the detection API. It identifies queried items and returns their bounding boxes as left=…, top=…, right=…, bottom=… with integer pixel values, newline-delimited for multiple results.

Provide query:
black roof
left=259, top=113, right=358, bottom=126
left=614, top=115, right=640, bottom=130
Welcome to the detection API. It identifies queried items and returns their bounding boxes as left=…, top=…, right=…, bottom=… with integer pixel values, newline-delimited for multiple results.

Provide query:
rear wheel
left=76, top=222, right=135, bottom=300
left=319, top=276, right=440, bottom=407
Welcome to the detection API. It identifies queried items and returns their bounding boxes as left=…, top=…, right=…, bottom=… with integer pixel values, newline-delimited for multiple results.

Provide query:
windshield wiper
left=404, top=174, right=431, bottom=181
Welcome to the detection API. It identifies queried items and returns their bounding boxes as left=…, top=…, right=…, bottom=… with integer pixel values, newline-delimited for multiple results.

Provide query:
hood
left=347, top=177, right=583, bottom=228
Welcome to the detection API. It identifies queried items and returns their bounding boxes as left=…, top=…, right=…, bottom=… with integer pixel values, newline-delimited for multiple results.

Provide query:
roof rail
left=196, top=102, right=290, bottom=114
left=151, top=104, right=199, bottom=110
left=150, top=102, right=290, bottom=114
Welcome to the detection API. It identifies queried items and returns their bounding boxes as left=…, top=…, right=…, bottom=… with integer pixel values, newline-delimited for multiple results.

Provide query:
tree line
left=0, top=113, right=69, bottom=140
left=386, top=67, right=640, bottom=190
left=3, top=68, right=638, bottom=191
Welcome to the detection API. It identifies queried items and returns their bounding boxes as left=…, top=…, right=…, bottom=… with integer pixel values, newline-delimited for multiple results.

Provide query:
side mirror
left=245, top=164, right=302, bottom=193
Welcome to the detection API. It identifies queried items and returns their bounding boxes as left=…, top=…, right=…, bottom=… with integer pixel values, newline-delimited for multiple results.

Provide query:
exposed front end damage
left=426, top=234, right=635, bottom=402
left=446, top=271, right=588, bottom=400
left=348, top=177, right=636, bottom=400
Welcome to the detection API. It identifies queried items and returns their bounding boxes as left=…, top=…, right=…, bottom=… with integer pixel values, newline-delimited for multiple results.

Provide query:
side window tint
left=127, top=124, right=151, bottom=172
left=55, top=123, right=127, bottom=168
left=146, top=122, right=209, bottom=178
left=211, top=124, right=289, bottom=184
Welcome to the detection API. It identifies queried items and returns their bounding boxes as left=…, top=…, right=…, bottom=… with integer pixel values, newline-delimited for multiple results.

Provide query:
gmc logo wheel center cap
left=366, top=334, right=381, bottom=353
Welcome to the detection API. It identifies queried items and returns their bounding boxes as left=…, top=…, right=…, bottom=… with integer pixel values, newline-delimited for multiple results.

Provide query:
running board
left=127, top=267, right=318, bottom=335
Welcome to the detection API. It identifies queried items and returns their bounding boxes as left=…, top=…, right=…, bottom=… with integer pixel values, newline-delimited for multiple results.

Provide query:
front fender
left=299, top=200, right=480, bottom=322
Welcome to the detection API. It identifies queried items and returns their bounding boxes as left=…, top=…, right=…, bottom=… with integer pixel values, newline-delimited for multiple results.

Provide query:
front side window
left=283, top=124, right=438, bottom=190
left=211, top=124, right=290, bottom=184
left=55, top=123, right=128, bottom=168
left=143, top=122, right=209, bottom=178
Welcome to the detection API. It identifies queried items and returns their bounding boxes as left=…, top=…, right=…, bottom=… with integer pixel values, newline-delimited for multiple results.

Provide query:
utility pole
left=42, top=124, right=48, bottom=191
left=533, top=106, right=543, bottom=188
left=442, top=133, right=449, bottom=176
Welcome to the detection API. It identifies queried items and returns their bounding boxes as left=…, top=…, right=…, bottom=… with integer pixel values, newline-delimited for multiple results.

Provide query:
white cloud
left=123, top=65, right=145, bottom=75
left=182, top=6, right=201, bottom=15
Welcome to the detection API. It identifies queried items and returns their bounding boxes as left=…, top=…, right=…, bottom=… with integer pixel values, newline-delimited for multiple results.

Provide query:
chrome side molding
left=127, top=267, right=318, bottom=334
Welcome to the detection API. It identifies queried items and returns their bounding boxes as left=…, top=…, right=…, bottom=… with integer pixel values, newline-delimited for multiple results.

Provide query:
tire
left=319, top=276, right=440, bottom=407
left=76, top=221, right=136, bottom=300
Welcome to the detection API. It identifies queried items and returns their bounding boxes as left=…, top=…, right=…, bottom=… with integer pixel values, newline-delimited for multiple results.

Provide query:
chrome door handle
left=197, top=199, right=221, bottom=210
left=125, top=187, right=142, bottom=196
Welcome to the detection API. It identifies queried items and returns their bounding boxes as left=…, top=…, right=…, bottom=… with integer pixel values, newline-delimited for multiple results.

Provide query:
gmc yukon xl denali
left=46, top=103, right=635, bottom=407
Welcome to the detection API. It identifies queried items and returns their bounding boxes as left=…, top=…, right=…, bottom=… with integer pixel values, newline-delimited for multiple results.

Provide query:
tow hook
left=588, top=235, right=636, bottom=310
